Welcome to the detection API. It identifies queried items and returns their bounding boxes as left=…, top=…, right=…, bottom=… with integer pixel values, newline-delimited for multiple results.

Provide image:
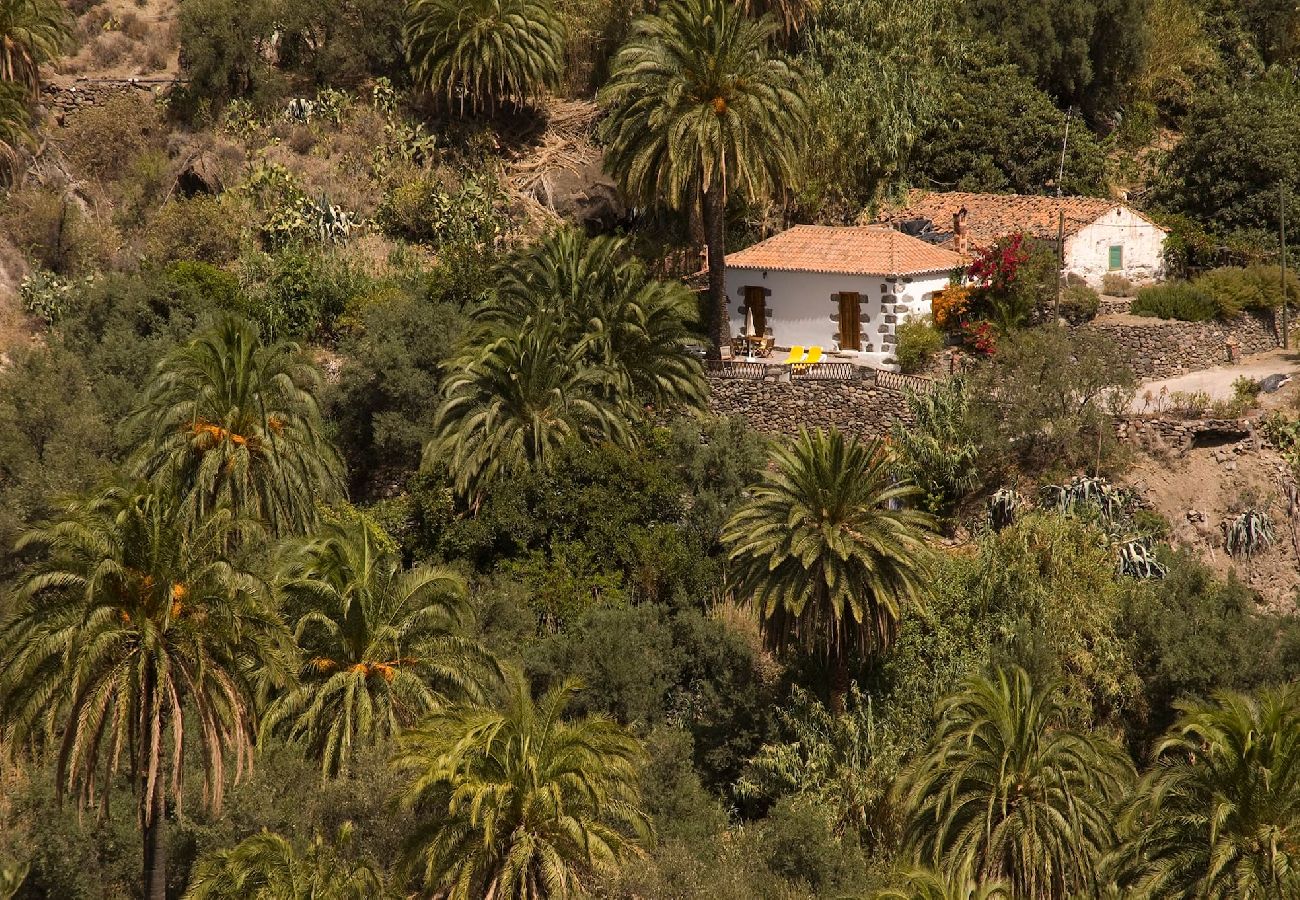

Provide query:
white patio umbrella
left=743, top=306, right=755, bottom=361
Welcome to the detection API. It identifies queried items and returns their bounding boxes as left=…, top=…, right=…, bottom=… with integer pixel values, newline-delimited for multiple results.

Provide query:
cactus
left=987, top=488, right=1023, bottom=530
left=1225, top=509, right=1275, bottom=558
left=313, top=88, right=352, bottom=126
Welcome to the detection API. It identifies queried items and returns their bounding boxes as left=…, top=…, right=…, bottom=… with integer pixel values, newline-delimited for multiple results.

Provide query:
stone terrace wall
left=1078, top=311, right=1278, bottom=379
left=1117, top=417, right=1257, bottom=456
left=706, top=371, right=916, bottom=439
left=40, top=80, right=162, bottom=124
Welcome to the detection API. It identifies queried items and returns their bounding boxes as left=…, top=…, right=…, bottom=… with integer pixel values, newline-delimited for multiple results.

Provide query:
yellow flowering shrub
left=931, top=284, right=972, bottom=329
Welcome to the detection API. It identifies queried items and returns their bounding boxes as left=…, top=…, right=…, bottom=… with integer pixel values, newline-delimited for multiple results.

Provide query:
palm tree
left=130, top=315, right=344, bottom=538
left=404, top=0, right=566, bottom=115
left=425, top=320, right=631, bottom=497
left=185, top=823, right=386, bottom=899
left=484, top=227, right=706, bottom=412
left=0, top=0, right=69, bottom=98
left=262, top=516, right=494, bottom=778
left=737, top=0, right=815, bottom=39
left=869, top=866, right=1010, bottom=900
left=394, top=668, right=650, bottom=898
left=722, top=428, right=933, bottom=713
left=601, top=0, right=808, bottom=352
left=0, top=482, right=291, bottom=900
left=0, top=80, right=31, bottom=183
left=896, top=666, right=1134, bottom=899
left=1111, top=685, right=1300, bottom=898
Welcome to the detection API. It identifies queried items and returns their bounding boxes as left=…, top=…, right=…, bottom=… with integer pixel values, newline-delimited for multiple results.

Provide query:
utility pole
left=1056, top=209, right=1065, bottom=321
left=1283, top=181, right=1290, bottom=350
left=1056, top=108, right=1073, bottom=198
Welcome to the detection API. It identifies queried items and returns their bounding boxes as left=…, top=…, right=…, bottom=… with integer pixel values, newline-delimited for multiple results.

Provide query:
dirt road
left=1131, top=348, right=1300, bottom=412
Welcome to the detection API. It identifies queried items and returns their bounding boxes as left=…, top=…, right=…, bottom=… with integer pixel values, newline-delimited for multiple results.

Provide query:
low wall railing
left=873, top=370, right=937, bottom=394
left=790, top=362, right=862, bottom=381
left=704, top=360, right=769, bottom=379
left=705, top=360, right=867, bottom=381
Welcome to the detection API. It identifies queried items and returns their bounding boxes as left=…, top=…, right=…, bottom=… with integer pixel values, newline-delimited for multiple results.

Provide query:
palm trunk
left=702, top=180, right=730, bottom=356
left=830, top=657, right=849, bottom=717
left=140, top=668, right=167, bottom=900
left=142, top=773, right=167, bottom=900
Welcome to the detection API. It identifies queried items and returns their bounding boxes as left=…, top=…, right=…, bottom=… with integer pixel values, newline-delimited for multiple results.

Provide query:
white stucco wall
left=1064, top=207, right=1166, bottom=288
left=724, top=267, right=951, bottom=370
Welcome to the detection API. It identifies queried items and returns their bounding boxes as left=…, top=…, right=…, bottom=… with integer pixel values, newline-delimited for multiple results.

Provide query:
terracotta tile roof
left=724, top=225, right=965, bottom=277
left=877, top=190, right=1166, bottom=247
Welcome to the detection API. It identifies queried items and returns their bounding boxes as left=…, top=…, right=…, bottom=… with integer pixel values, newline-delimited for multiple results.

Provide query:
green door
left=1108, top=245, right=1123, bottom=271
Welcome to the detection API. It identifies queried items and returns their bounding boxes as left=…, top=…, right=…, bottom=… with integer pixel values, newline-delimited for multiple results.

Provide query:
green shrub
left=1060, top=283, right=1101, bottom=324
left=893, top=316, right=943, bottom=373
left=1121, top=550, right=1300, bottom=738
left=1232, top=375, right=1263, bottom=407
left=375, top=173, right=508, bottom=248
left=160, top=260, right=242, bottom=317
left=1131, top=281, right=1218, bottom=321
left=141, top=196, right=244, bottom=265
left=1195, top=264, right=1299, bottom=316
left=891, top=377, right=980, bottom=518
left=237, top=248, right=362, bottom=338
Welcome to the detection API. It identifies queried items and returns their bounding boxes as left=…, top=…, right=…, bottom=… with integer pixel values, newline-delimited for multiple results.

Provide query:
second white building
left=724, top=225, right=964, bottom=370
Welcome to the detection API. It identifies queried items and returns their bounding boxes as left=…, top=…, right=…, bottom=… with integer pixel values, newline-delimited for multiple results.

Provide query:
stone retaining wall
left=40, top=80, right=162, bottom=125
left=1078, top=311, right=1278, bottom=379
left=706, top=372, right=915, bottom=439
left=1096, top=297, right=1133, bottom=316
left=1117, top=417, right=1257, bottom=455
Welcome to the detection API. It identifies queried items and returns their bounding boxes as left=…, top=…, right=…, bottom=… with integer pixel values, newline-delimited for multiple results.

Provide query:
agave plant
left=285, top=96, right=315, bottom=123
left=1043, top=475, right=1124, bottom=522
left=313, top=195, right=362, bottom=244
left=1224, top=508, right=1274, bottom=558
left=1118, top=538, right=1168, bottom=580
left=986, top=488, right=1023, bottom=531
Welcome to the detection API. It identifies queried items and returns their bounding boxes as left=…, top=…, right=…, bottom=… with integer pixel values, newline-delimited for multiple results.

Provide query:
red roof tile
left=724, top=225, right=965, bottom=277
left=877, top=190, right=1166, bottom=247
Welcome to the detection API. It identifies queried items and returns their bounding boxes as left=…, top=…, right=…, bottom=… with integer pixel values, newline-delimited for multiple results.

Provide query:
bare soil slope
left=1123, top=432, right=1300, bottom=613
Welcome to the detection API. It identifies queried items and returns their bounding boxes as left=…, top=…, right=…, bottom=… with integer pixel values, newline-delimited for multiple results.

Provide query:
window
left=1108, top=245, right=1123, bottom=271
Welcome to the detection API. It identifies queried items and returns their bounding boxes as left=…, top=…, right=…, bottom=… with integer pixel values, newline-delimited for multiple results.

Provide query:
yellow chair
left=781, top=345, right=807, bottom=365
left=793, top=346, right=824, bottom=373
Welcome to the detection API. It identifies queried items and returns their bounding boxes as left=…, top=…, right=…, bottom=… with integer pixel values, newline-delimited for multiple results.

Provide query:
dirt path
left=1131, top=348, right=1300, bottom=412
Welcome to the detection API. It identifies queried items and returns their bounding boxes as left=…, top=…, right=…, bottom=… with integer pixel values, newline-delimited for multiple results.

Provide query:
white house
left=723, top=225, right=964, bottom=369
left=878, top=190, right=1168, bottom=288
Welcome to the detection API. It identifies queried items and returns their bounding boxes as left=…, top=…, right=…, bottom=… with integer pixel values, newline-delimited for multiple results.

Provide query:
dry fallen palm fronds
left=502, top=96, right=602, bottom=218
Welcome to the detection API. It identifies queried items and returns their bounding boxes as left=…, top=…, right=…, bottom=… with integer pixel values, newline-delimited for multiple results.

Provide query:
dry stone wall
left=1078, top=311, right=1279, bottom=379
left=1117, top=417, right=1257, bottom=456
left=706, top=371, right=916, bottom=440
left=39, top=80, right=162, bottom=124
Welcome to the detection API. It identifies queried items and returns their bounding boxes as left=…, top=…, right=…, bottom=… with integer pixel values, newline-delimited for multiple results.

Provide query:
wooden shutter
left=744, top=286, right=767, bottom=336
left=1108, top=245, right=1123, bottom=271
left=838, top=292, right=861, bottom=350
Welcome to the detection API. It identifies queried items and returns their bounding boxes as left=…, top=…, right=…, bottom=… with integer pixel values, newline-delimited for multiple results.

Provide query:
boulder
left=535, top=154, right=627, bottom=233
left=176, top=151, right=226, bottom=196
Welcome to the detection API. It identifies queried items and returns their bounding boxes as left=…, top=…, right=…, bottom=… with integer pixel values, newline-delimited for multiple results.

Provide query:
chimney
left=952, top=207, right=969, bottom=255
